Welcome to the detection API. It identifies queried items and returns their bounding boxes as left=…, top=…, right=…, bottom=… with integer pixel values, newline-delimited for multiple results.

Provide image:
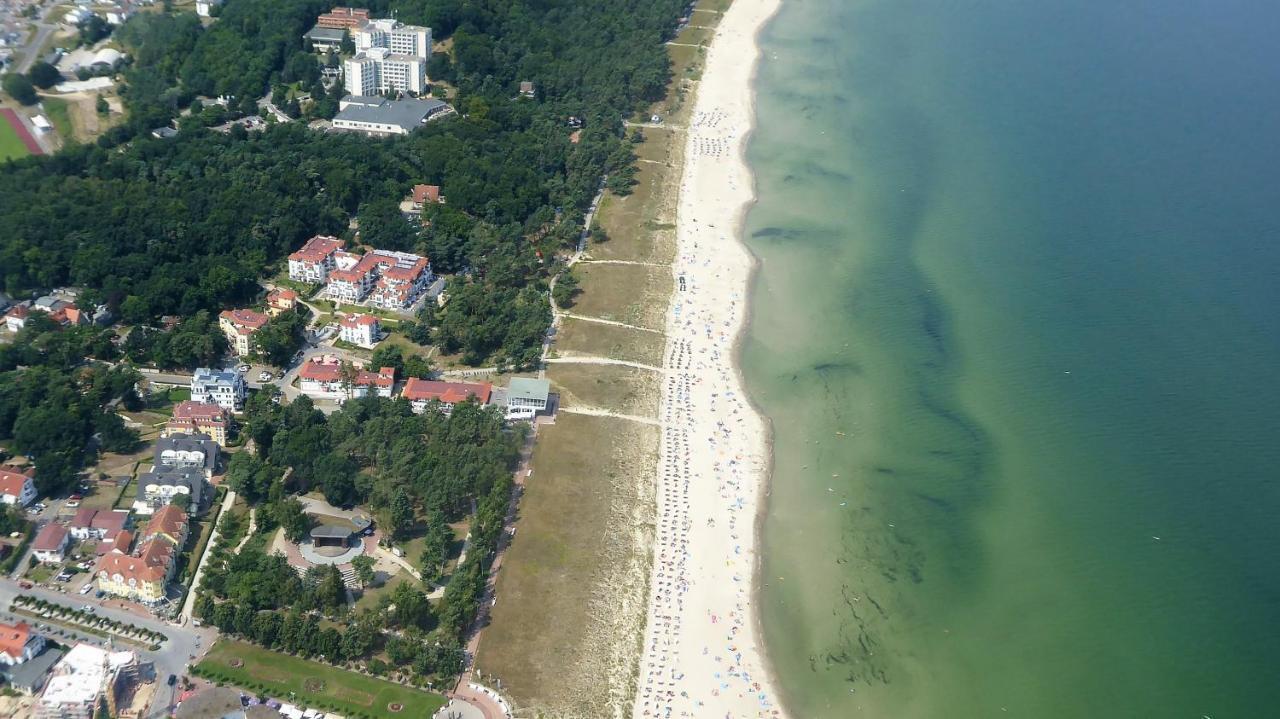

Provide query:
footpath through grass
left=195, top=639, right=446, bottom=718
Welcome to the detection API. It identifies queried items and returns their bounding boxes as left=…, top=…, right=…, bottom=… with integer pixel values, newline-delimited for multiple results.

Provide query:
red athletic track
left=1, top=107, right=44, bottom=156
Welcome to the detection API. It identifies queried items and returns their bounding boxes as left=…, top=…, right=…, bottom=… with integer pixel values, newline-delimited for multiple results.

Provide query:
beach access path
left=632, top=0, right=786, bottom=718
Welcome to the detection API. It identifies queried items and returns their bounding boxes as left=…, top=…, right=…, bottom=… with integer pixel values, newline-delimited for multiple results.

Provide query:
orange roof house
left=402, top=378, right=492, bottom=406
left=266, top=288, right=299, bottom=316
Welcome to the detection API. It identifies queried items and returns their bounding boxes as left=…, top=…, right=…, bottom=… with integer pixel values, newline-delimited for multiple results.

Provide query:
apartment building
left=339, top=313, right=381, bottom=348
left=323, top=249, right=433, bottom=310
left=190, top=368, right=247, bottom=412
left=0, top=465, right=37, bottom=507
left=218, top=309, right=269, bottom=356
left=287, top=234, right=344, bottom=284
left=164, top=401, right=230, bottom=446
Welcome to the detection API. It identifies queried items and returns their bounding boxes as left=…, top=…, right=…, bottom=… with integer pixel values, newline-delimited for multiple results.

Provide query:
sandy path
left=632, top=1, right=787, bottom=718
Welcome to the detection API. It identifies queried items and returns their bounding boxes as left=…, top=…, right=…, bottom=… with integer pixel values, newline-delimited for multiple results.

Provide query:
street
left=0, top=575, right=214, bottom=713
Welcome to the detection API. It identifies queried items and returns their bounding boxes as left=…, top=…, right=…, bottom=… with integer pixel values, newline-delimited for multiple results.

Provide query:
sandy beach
left=632, top=0, right=785, bottom=717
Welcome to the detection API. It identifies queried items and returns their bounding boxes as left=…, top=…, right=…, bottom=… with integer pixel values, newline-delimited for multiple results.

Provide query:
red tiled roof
left=111, top=530, right=135, bottom=554
left=96, top=539, right=172, bottom=583
left=340, top=314, right=379, bottom=328
left=0, top=466, right=34, bottom=497
left=412, top=184, right=440, bottom=204
left=171, top=401, right=227, bottom=423
left=32, top=524, right=68, bottom=552
left=71, top=507, right=97, bottom=528
left=288, top=235, right=343, bottom=264
left=144, top=505, right=187, bottom=544
left=0, top=621, right=33, bottom=660
left=4, top=305, right=28, bottom=320
left=91, top=510, right=129, bottom=534
left=220, top=309, right=269, bottom=331
left=298, top=361, right=394, bottom=388
left=402, top=378, right=492, bottom=405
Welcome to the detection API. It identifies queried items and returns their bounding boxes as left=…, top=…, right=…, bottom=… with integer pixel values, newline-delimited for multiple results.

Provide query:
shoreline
left=632, top=0, right=787, bottom=717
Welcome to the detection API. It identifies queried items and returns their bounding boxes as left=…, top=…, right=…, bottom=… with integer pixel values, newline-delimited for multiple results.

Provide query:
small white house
left=31, top=524, right=70, bottom=563
left=338, top=313, right=381, bottom=348
left=196, top=0, right=223, bottom=18
left=0, top=467, right=37, bottom=507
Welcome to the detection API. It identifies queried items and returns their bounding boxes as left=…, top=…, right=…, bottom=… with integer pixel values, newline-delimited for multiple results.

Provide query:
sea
left=740, top=0, right=1280, bottom=717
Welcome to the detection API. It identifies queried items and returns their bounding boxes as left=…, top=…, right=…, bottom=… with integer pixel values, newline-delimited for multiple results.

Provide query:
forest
left=199, top=392, right=517, bottom=681
left=0, top=0, right=681, bottom=529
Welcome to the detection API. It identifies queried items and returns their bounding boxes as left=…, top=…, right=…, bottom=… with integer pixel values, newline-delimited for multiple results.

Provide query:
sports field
left=194, top=639, right=447, bottom=718
left=0, top=108, right=39, bottom=159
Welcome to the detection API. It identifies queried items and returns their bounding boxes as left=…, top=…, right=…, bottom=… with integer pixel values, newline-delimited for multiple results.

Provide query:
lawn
left=195, top=639, right=447, bottom=718
left=476, top=413, right=658, bottom=717
left=41, top=97, right=73, bottom=140
left=353, top=569, right=417, bottom=612
left=589, top=156, right=675, bottom=264
left=0, top=117, right=30, bottom=161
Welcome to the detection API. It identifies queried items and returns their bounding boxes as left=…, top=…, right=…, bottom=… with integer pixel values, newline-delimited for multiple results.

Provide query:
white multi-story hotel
left=287, top=235, right=344, bottom=284
left=343, top=19, right=432, bottom=96
left=324, top=249, right=433, bottom=310
left=355, top=19, right=432, bottom=57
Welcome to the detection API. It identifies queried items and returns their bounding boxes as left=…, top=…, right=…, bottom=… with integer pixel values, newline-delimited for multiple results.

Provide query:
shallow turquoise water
left=742, top=1, right=1280, bottom=716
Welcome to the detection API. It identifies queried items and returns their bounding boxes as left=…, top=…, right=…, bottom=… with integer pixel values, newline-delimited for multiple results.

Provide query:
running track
left=1, top=108, right=43, bottom=155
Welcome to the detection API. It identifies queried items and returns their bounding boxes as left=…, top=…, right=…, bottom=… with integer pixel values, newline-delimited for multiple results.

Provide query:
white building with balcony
left=191, top=368, right=247, bottom=412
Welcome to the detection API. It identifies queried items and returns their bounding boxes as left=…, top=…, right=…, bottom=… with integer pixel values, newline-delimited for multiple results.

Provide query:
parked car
left=237, top=364, right=250, bottom=373
left=79, top=584, right=93, bottom=595
left=257, top=371, right=272, bottom=381
left=18, top=580, right=32, bottom=589
left=167, top=674, right=176, bottom=686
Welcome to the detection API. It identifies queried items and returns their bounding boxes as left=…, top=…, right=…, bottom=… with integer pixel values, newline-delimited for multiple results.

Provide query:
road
left=13, top=22, right=55, bottom=74
left=0, top=577, right=213, bottom=701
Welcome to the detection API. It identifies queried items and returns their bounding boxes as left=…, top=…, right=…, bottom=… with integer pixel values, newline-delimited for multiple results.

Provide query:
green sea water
left=741, top=1, right=1280, bottom=717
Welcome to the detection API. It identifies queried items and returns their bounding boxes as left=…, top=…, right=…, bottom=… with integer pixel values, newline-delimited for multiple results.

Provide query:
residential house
left=30, top=296, right=88, bottom=327
left=0, top=465, right=37, bottom=506
left=0, top=621, right=45, bottom=666
left=401, top=378, right=491, bottom=416
left=68, top=509, right=130, bottom=542
left=4, top=304, right=29, bottom=332
left=297, top=359, right=394, bottom=402
left=218, top=309, right=269, bottom=356
left=196, top=0, right=222, bottom=17
left=164, top=401, right=230, bottom=446
left=31, top=524, right=70, bottom=563
left=287, top=235, right=344, bottom=284
left=504, top=377, right=551, bottom=421
left=410, top=184, right=444, bottom=209
left=519, top=81, right=535, bottom=98
left=265, top=288, right=299, bottom=317
left=338, top=313, right=381, bottom=348
left=37, top=643, right=138, bottom=719
left=191, top=368, right=247, bottom=412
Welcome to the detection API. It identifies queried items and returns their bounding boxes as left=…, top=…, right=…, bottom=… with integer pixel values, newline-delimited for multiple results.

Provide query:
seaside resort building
left=339, top=313, right=382, bottom=348
left=95, top=505, right=188, bottom=604
left=343, top=19, right=432, bottom=96
left=402, top=378, right=492, bottom=416
left=297, top=358, right=395, bottom=402
left=191, top=368, right=247, bottom=412
left=289, top=238, right=434, bottom=310
left=218, top=309, right=269, bottom=356
left=163, top=400, right=231, bottom=446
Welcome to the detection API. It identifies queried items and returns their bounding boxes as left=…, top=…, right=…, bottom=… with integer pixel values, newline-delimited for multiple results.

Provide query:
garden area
left=194, top=640, right=447, bottom=719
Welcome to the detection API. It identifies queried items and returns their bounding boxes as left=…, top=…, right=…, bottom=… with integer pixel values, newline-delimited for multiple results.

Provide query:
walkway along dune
left=632, top=0, right=786, bottom=717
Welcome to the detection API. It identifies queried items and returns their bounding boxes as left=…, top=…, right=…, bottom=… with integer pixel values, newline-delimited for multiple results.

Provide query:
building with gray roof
left=504, top=378, right=551, bottom=421
left=332, top=95, right=453, bottom=136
